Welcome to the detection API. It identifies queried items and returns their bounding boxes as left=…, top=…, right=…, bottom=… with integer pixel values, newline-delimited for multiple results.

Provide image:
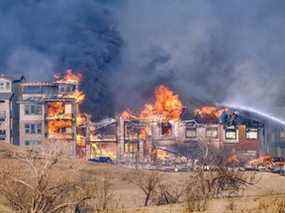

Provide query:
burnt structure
left=18, top=82, right=79, bottom=155
left=90, top=109, right=268, bottom=163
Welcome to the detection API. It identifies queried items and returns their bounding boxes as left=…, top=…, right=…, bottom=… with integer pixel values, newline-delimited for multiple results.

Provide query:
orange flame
left=140, top=85, right=183, bottom=121
left=47, top=102, right=65, bottom=117
left=65, top=90, right=86, bottom=103
left=156, top=149, right=169, bottom=160
left=47, top=120, right=73, bottom=138
left=121, top=109, right=137, bottom=120
left=77, top=113, right=87, bottom=126
left=194, top=106, right=228, bottom=120
left=54, top=69, right=82, bottom=84
left=121, top=85, right=183, bottom=122
left=120, top=85, right=183, bottom=142
left=226, top=154, right=240, bottom=165
left=54, top=70, right=86, bottom=104
left=249, top=155, right=272, bottom=166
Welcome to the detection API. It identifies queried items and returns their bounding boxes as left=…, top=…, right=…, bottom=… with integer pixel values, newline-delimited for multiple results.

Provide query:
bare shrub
left=125, top=171, right=162, bottom=206
left=184, top=162, right=257, bottom=212
left=0, top=146, right=96, bottom=213
left=256, top=197, right=285, bottom=213
left=92, top=175, right=124, bottom=213
left=156, top=181, right=186, bottom=205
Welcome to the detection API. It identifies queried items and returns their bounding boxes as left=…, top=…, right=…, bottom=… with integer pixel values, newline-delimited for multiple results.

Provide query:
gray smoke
left=0, top=0, right=122, bottom=120
left=112, top=0, right=285, bottom=118
left=1, top=0, right=285, bottom=120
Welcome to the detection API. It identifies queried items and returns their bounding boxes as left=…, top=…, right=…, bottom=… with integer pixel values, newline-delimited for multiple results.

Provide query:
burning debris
left=194, top=105, right=228, bottom=123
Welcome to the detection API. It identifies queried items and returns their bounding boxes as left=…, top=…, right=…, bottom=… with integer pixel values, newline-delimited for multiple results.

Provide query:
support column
left=117, top=116, right=125, bottom=161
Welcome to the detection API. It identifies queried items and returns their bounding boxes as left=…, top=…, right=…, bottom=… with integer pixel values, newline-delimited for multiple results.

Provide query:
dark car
left=89, top=156, right=113, bottom=164
left=271, top=167, right=285, bottom=175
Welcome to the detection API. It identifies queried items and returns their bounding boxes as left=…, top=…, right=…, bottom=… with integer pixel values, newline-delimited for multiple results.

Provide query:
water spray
left=220, top=103, right=285, bottom=126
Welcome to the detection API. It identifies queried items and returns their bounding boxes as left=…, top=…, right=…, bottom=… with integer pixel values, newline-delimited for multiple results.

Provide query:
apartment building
left=0, top=75, right=24, bottom=145
left=18, top=81, right=79, bottom=155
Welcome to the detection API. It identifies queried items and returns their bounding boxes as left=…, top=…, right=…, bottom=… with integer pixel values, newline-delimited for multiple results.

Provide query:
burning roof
left=54, top=69, right=82, bottom=85
left=194, top=105, right=228, bottom=124
left=121, top=85, right=184, bottom=122
left=193, top=105, right=264, bottom=128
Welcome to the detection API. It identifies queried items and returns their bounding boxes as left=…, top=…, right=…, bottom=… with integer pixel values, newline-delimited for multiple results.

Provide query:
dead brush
left=257, top=197, right=285, bottom=213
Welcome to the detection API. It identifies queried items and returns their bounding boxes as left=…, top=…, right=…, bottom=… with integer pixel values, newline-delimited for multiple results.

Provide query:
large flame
left=120, top=85, right=183, bottom=144
left=91, top=143, right=116, bottom=159
left=140, top=85, right=183, bottom=121
left=54, top=69, right=86, bottom=104
left=47, top=120, right=73, bottom=139
left=121, top=85, right=183, bottom=122
left=47, top=102, right=65, bottom=118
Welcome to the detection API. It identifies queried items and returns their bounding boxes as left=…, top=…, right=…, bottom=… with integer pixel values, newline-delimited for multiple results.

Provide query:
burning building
left=0, top=71, right=284, bottom=162
left=18, top=70, right=88, bottom=156
left=90, top=86, right=267, bottom=164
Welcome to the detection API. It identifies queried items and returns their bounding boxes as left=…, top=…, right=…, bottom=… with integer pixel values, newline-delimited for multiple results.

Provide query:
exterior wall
left=183, top=122, right=261, bottom=160
left=0, top=78, right=12, bottom=93
left=264, top=125, right=285, bottom=157
left=0, top=78, right=13, bottom=144
left=19, top=102, right=45, bottom=146
left=0, top=99, right=12, bottom=144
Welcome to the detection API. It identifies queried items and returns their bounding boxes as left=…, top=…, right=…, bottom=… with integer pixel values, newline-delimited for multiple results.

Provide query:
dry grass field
left=1, top=143, right=285, bottom=212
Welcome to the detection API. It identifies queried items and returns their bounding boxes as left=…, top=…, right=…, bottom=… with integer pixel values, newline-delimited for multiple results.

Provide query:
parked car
left=271, top=167, right=281, bottom=174
left=89, top=156, right=113, bottom=164
left=271, top=167, right=285, bottom=175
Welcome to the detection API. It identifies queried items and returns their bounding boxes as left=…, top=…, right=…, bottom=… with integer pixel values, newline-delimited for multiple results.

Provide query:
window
left=280, top=130, right=285, bottom=139
left=24, top=123, right=42, bottom=134
left=186, top=128, right=197, bottom=138
left=24, top=140, right=40, bottom=146
left=5, top=82, right=10, bottom=90
left=0, top=111, right=6, bottom=122
left=24, top=104, right=42, bottom=115
left=225, top=128, right=237, bottom=140
left=0, top=130, right=6, bottom=140
left=59, top=85, right=76, bottom=93
left=65, top=104, right=72, bottom=114
left=0, top=81, right=11, bottom=91
left=161, top=122, right=172, bottom=136
left=246, top=128, right=258, bottom=139
left=58, top=127, right=72, bottom=134
left=0, top=82, right=5, bottom=90
left=206, top=128, right=218, bottom=138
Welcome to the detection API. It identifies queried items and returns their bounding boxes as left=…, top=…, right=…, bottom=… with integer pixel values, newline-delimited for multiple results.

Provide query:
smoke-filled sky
left=1, top=0, right=285, bottom=119
left=113, top=0, right=285, bottom=118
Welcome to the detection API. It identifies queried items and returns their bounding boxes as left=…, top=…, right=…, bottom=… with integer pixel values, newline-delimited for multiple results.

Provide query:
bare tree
left=156, top=181, right=186, bottom=205
left=0, top=145, right=96, bottom=213
left=125, top=171, right=162, bottom=206
left=92, top=174, right=123, bottom=213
